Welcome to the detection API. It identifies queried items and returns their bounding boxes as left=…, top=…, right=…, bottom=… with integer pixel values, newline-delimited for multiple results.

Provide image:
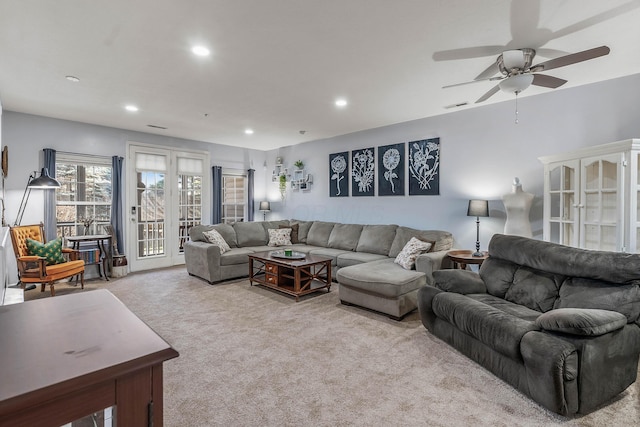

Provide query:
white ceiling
left=1, top=0, right=639, bottom=151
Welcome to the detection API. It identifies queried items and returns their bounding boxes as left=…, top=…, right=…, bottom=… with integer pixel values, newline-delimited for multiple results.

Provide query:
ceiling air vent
left=147, top=124, right=167, bottom=130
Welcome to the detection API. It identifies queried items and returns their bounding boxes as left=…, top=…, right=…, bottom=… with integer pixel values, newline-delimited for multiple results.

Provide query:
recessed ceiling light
left=125, top=105, right=139, bottom=112
left=335, top=98, right=348, bottom=107
left=65, top=75, right=80, bottom=82
left=244, top=129, right=254, bottom=135
left=192, top=46, right=210, bottom=56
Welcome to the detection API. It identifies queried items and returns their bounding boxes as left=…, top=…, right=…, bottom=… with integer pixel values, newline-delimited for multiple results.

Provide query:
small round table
left=447, top=250, right=489, bottom=270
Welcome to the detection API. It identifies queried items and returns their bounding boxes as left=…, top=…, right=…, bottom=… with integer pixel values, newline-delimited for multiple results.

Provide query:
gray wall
left=267, top=73, right=640, bottom=250
left=2, top=73, right=640, bottom=256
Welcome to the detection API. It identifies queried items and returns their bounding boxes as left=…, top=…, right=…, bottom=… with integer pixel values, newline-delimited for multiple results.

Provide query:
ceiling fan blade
left=474, top=62, right=501, bottom=80
left=531, top=46, right=610, bottom=72
left=531, top=74, right=567, bottom=89
left=443, top=76, right=503, bottom=89
left=475, top=85, right=501, bottom=103
left=432, top=45, right=506, bottom=61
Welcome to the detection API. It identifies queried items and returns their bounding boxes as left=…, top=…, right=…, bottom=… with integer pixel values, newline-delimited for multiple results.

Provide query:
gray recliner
left=417, top=234, right=640, bottom=416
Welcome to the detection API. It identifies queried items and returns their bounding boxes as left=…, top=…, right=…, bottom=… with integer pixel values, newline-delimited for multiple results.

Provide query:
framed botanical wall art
left=329, top=151, right=349, bottom=197
left=351, top=147, right=375, bottom=197
left=378, top=143, right=405, bottom=196
left=408, top=137, right=440, bottom=195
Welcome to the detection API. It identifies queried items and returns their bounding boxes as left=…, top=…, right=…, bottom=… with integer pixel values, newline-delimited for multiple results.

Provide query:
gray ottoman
left=336, top=258, right=426, bottom=320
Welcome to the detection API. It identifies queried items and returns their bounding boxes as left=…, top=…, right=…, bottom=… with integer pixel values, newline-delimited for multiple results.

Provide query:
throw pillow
left=26, top=237, right=66, bottom=265
left=202, top=229, right=231, bottom=254
left=268, top=228, right=292, bottom=246
left=279, top=224, right=299, bottom=243
left=394, top=237, right=432, bottom=270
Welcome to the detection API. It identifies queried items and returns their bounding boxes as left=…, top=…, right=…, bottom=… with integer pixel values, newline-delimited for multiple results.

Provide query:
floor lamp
left=259, top=201, right=271, bottom=221
left=14, top=168, right=61, bottom=226
left=467, top=199, right=489, bottom=257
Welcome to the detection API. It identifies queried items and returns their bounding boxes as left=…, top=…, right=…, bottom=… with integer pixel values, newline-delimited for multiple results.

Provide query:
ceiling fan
left=443, top=45, right=611, bottom=104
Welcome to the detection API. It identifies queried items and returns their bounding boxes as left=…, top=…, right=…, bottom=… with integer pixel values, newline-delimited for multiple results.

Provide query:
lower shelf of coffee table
left=251, top=272, right=330, bottom=300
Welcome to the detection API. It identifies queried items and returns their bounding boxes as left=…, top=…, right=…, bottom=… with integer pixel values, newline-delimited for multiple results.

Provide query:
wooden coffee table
left=248, top=251, right=332, bottom=301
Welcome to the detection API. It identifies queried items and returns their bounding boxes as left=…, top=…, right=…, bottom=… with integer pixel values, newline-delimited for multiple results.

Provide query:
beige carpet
left=26, top=267, right=640, bottom=426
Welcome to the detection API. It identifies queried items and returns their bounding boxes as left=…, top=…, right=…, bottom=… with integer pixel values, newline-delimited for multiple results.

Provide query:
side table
left=66, top=234, right=113, bottom=280
left=447, top=249, right=489, bottom=270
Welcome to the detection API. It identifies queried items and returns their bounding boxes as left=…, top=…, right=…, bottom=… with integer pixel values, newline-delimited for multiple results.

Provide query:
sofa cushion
left=233, top=222, right=268, bottom=246
left=219, top=248, right=255, bottom=266
left=202, top=229, right=231, bottom=254
left=328, top=223, right=363, bottom=251
left=307, top=221, right=336, bottom=247
left=262, top=220, right=290, bottom=235
left=554, top=277, right=640, bottom=323
left=290, top=219, right=313, bottom=243
left=355, top=224, right=398, bottom=255
left=535, top=308, right=627, bottom=336
left=279, top=223, right=299, bottom=243
left=504, top=266, right=563, bottom=313
left=433, top=269, right=486, bottom=294
left=267, top=228, right=292, bottom=246
left=337, top=259, right=426, bottom=298
left=432, top=292, right=538, bottom=360
left=337, top=252, right=389, bottom=268
left=389, top=226, right=453, bottom=257
left=308, top=247, right=350, bottom=265
left=394, top=237, right=432, bottom=270
left=469, top=294, right=541, bottom=321
left=479, top=257, right=517, bottom=298
left=190, top=224, right=238, bottom=247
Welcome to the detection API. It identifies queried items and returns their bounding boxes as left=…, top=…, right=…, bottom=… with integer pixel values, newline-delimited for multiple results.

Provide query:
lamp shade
left=28, top=168, right=60, bottom=189
left=259, top=201, right=271, bottom=211
left=467, top=199, right=489, bottom=217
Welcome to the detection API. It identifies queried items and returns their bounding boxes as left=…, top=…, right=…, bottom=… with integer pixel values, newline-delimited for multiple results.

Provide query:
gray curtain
left=247, top=168, right=255, bottom=221
left=43, top=148, right=57, bottom=241
left=212, top=166, right=222, bottom=224
left=111, top=156, right=124, bottom=255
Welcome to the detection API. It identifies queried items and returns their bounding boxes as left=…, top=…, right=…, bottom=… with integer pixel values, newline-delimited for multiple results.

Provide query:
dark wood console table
left=0, top=290, right=179, bottom=426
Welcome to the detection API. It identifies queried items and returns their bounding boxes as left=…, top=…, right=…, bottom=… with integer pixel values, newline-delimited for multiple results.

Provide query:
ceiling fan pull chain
left=514, top=92, right=519, bottom=124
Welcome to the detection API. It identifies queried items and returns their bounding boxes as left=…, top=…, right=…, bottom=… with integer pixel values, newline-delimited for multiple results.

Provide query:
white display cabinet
left=539, top=139, right=640, bottom=253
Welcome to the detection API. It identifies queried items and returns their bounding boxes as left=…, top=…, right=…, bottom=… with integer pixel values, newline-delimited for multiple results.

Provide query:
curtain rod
left=56, top=150, right=111, bottom=160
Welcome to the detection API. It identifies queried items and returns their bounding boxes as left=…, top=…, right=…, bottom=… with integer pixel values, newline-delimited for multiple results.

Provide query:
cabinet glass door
left=580, top=154, right=621, bottom=251
left=548, top=161, right=578, bottom=246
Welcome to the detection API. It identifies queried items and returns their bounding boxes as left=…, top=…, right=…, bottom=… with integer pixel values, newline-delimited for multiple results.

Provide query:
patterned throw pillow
left=26, top=237, right=66, bottom=265
left=394, top=237, right=433, bottom=270
left=268, top=228, right=292, bottom=246
left=202, top=229, right=231, bottom=254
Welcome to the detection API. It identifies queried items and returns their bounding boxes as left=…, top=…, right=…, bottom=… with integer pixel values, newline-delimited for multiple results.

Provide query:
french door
left=127, top=144, right=209, bottom=272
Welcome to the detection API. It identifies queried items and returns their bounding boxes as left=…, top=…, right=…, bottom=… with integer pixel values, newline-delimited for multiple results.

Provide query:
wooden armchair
left=9, top=223, right=85, bottom=296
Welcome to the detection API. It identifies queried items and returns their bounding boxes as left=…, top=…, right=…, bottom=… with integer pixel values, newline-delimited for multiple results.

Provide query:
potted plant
left=279, top=174, right=287, bottom=200
left=294, top=160, right=304, bottom=170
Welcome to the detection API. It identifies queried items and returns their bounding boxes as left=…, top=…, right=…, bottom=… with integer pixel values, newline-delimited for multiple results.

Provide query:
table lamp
left=467, top=199, right=489, bottom=257
left=259, top=201, right=271, bottom=221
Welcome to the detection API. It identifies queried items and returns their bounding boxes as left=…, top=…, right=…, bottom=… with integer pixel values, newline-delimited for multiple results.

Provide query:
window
left=222, top=174, right=246, bottom=223
left=56, top=154, right=112, bottom=238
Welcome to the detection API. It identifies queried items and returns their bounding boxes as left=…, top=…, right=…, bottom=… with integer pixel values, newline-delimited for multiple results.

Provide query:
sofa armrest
left=417, top=285, right=443, bottom=330
left=535, top=308, right=627, bottom=337
left=184, top=240, right=223, bottom=283
left=432, top=269, right=487, bottom=294
left=521, top=331, right=579, bottom=415
left=415, top=250, right=452, bottom=286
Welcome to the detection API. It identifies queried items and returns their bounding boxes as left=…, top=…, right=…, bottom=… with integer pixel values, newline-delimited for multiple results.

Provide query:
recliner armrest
left=535, top=308, right=627, bottom=337
left=432, top=269, right=487, bottom=294
left=415, top=250, right=452, bottom=286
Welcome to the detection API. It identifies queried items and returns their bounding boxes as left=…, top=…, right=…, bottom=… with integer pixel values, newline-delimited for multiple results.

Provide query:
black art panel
left=408, top=138, right=440, bottom=195
left=351, top=147, right=375, bottom=197
left=329, top=151, right=349, bottom=197
left=377, top=143, right=405, bottom=196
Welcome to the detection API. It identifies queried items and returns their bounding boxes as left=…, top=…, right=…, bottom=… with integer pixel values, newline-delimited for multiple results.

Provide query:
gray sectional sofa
left=184, top=219, right=453, bottom=319
left=417, top=234, right=640, bottom=415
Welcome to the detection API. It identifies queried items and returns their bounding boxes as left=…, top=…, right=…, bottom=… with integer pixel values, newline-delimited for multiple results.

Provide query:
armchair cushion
left=26, top=237, right=65, bottom=265
left=535, top=308, right=627, bottom=336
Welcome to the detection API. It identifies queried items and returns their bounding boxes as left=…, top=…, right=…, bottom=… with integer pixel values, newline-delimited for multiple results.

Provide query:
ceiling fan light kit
left=498, top=73, right=534, bottom=94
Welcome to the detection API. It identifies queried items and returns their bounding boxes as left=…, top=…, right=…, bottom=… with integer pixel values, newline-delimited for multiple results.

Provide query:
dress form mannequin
left=503, top=177, right=534, bottom=237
